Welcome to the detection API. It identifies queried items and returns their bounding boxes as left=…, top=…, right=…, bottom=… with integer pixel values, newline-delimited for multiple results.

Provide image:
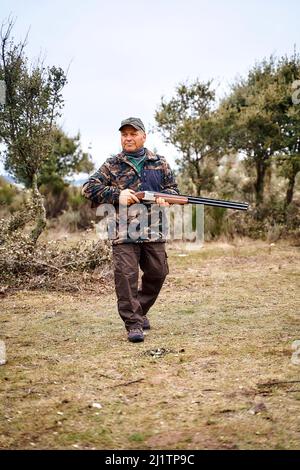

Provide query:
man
left=82, top=117, right=179, bottom=343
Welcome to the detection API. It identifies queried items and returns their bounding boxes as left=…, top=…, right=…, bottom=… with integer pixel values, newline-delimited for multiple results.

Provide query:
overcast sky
left=1, top=0, right=300, bottom=177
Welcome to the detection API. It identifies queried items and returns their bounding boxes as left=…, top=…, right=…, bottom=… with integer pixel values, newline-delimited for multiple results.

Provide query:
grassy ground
left=0, top=239, right=300, bottom=450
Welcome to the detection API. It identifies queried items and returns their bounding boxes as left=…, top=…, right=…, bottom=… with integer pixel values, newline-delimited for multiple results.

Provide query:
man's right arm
left=81, top=162, right=121, bottom=208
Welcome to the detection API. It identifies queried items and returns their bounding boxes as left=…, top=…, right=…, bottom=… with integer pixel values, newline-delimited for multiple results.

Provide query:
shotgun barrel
left=135, top=191, right=249, bottom=211
left=186, top=195, right=248, bottom=211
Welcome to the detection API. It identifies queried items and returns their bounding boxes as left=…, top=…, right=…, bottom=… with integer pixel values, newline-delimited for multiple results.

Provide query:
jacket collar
left=117, top=148, right=158, bottom=162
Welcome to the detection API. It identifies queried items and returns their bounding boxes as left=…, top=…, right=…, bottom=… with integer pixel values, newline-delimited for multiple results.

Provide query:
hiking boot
left=128, top=328, right=144, bottom=343
left=142, top=316, right=151, bottom=330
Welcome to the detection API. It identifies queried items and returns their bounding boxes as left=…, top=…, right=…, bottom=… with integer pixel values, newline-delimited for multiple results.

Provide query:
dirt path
left=1, top=240, right=300, bottom=449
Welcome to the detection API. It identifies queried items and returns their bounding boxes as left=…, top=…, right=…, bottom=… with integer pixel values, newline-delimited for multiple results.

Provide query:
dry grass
left=0, top=239, right=300, bottom=450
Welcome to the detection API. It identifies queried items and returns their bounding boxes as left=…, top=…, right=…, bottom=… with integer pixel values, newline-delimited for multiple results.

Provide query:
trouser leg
left=112, top=244, right=143, bottom=331
left=137, top=242, right=169, bottom=317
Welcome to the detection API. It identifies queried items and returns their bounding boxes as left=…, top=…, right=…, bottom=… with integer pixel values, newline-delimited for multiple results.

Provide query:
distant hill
left=0, top=174, right=87, bottom=187
left=65, top=178, right=87, bottom=187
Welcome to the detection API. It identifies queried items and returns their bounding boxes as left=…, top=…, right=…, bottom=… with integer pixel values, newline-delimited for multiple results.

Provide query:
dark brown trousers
left=112, top=242, right=169, bottom=330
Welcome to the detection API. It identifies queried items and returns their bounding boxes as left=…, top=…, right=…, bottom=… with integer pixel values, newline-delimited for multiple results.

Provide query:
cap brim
left=119, top=124, right=145, bottom=132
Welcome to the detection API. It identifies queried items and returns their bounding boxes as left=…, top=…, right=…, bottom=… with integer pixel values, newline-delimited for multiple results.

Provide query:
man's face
left=120, top=125, right=146, bottom=152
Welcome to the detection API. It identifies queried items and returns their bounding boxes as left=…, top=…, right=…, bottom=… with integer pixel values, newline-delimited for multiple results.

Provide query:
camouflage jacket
left=81, top=148, right=179, bottom=244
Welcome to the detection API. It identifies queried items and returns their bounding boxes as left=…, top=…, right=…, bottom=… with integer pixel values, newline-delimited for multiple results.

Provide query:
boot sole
left=128, top=337, right=144, bottom=343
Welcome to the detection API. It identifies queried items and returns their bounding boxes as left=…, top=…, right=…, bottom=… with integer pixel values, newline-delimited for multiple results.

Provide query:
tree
left=0, top=19, right=67, bottom=243
left=37, top=127, right=95, bottom=218
left=278, top=151, right=300, bottom=206
left=42, top=127, right=94, bottom=184
left=6, top=125, right=94, bottom=190
left=274, top=54, right=300, bottom=206
left=219, top=57, right=285, bottom=208
left=155, top=80, right=223, bottom=195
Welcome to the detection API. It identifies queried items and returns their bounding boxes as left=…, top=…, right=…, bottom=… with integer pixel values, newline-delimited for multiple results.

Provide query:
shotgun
left=135, top=191, right=249, bottom=211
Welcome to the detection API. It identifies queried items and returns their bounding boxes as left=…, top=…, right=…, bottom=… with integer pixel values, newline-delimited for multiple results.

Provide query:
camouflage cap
left=119, top=117, right=146, bottom=133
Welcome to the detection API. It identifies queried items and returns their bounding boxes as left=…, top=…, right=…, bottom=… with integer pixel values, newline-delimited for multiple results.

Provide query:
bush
left=0, top=176, right=24, bottom=214
left=223, top=200, right=300, bottom=242
left=40, top=184, right=95, bottom=230
left=204, top=206, right=227, bottom=240
left=56, top=209, right=81, bottom=232
left=0, top=190, right=112, bottom=291
left=67, top=186, right=84, bottom=211
left=0, top=229, right=112, bottom=290
left=0, top=183, right=16, bottom=205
